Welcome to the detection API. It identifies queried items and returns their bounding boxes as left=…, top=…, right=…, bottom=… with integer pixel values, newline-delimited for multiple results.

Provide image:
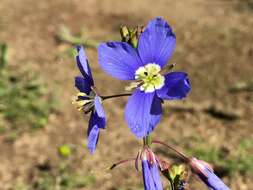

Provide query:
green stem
left=169, top=179, right=175, bottom=190
left=143, top=135, right=152, bottom=147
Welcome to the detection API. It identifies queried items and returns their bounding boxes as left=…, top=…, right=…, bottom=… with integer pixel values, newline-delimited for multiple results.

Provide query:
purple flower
left=98, top=17, right=190, bottom=138
left=73, top=46, right=106, bottom=154
left=142, top=150, right=163, bottom=190
left=190, top=158, right=230, bottom=190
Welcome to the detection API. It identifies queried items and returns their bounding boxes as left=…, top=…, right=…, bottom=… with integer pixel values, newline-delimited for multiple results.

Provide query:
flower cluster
left=72, top=17, right=230, bottom=190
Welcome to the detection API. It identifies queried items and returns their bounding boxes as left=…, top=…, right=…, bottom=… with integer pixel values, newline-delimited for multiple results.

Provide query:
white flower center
left=135, top=63, right=165, bottom=93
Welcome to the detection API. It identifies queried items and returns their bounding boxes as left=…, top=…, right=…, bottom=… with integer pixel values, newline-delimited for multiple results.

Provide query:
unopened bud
left=120, top=26, right=130, bottom=42
left=190, top=158, right=230, bottom=190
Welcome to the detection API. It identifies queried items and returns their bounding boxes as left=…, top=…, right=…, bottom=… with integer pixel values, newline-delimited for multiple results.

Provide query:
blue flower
left=98, top=17, right=190, bottom=138
left=141, top=150, right=163, bottom=190
left=190, top=158, right=230, bottom=190
left=73, top=46, right=106, bottom=154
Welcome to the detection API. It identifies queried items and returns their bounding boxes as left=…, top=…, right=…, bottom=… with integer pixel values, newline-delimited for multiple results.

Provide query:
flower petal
left=200, top=168, right=230, bottom=190
left=76, top=46, right=94, bottom=85
left=157, top=72, right=190, bottom=100
left=75, top=76, right=92, bottom=94
left=142, top=160, right=163, bottom=190
left=98, top=42, right=143, bottom=80
left=142, top=160, right=156, bottom=190
left=94, top=95, right=106, bottom=119
left=138, top=17, right=176, bottom=68
left=149, top=93, right=162, bottom=131
left=150, top=163, right=163, bottom=190
left=87, top=118, right=100, bottom=154
left=87, top=111, right=106, bottom=154
left=125, top=90, right=162, bottom=138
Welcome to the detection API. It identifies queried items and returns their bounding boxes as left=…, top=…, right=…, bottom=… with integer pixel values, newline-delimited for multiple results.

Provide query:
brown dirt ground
left=0, top=0, right=252, bottom=189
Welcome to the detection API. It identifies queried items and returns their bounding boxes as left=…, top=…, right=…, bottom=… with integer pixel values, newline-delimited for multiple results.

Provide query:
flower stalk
left=143, top=135, right=152, bottom=147
left=152, top=140, right=190, bottom=162
left=101, top=93, right=132, bottom=100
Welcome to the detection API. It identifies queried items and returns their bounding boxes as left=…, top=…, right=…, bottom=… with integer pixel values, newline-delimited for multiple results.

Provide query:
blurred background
left=0, top=0, right=252, bottom=189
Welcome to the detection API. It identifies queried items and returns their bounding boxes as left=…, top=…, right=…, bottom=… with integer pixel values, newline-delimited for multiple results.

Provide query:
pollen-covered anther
left=135, top=63, right=165, bottom=93
left=72, top=92, right=94, bottom=112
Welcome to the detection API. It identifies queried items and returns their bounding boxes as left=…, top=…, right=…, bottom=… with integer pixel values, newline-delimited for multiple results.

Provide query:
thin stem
left=143, top=135, right=152, bottom=147
left=101, top=93, right=132, bottom=100
left=169, top=179, right=175, bottom=190
left=109, top=157, right=136, bottom=170
left=135, top=150, right=141, bottom=171
left=152, top=140, right=190, bottom=162
left=143, top=137, right=147, bottom=148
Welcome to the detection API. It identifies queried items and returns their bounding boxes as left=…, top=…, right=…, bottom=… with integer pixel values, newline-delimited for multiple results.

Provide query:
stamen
left=160, top=63, right=176, bottom=75
left=125, top=82, right=139, bottom=91
left=83, top=102, right=94, bottom=113
left=72, top=92, right=95, bottom=112
left=77, top=92, right=87, bottom=97
left=75, top=92, right=94, bottom=99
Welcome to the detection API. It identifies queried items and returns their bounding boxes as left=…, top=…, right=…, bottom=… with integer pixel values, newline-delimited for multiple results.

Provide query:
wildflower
left=73, top=46, right=106, bottom=154
left=190, top=158, right=230, bottom=190
left=141, top=149, right=163, bottom=190
left=98, top=17, right=190, bottom=138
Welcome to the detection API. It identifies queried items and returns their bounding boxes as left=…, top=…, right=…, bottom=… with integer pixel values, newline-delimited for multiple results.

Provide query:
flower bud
left=120, top=26, right=130, bottom=42
left=141, top=149, right=163, bottom=190
left=190, top=158, right=230, bottom=190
